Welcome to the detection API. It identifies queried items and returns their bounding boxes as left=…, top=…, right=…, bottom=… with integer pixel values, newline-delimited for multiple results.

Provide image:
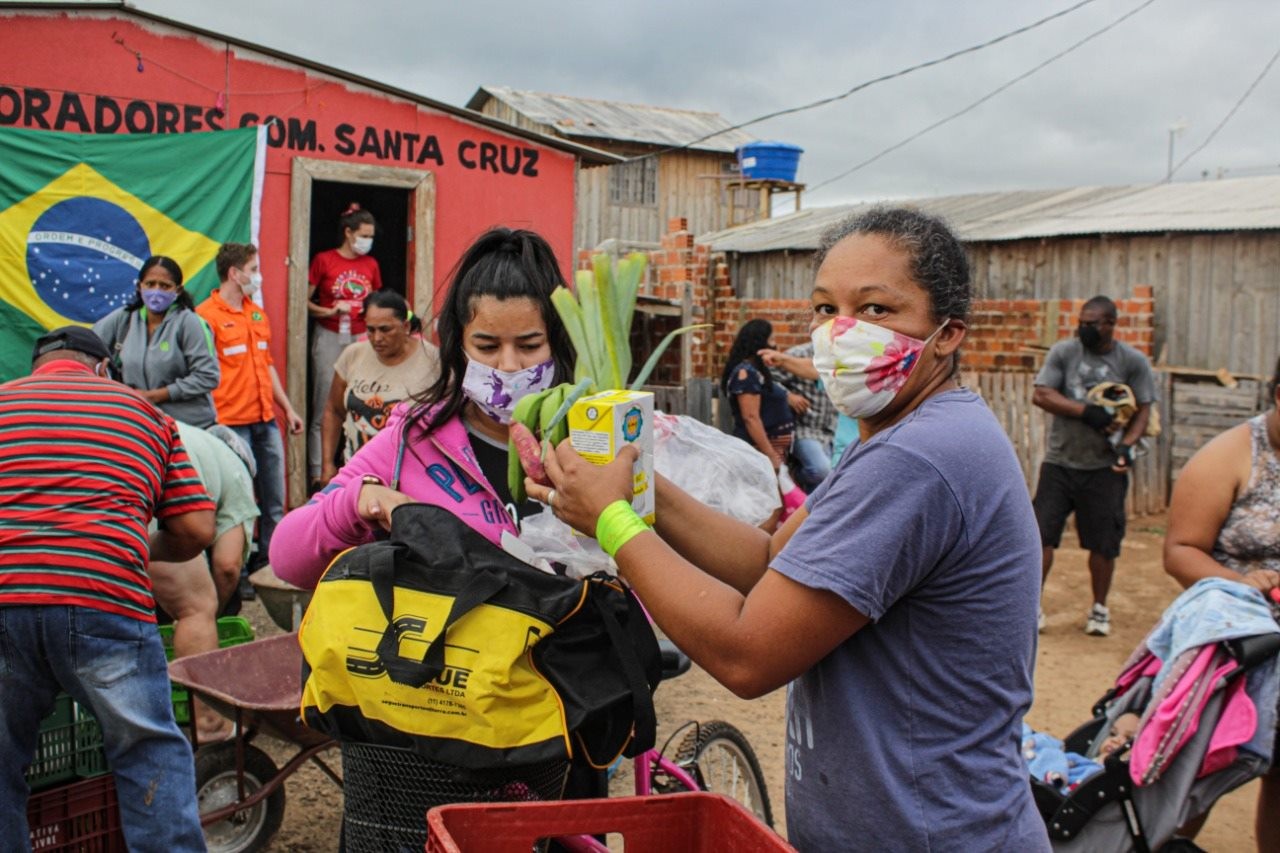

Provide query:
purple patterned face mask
left=461, top=356, right=556, bottom=424
left=141, top=288, right=178, bottom=314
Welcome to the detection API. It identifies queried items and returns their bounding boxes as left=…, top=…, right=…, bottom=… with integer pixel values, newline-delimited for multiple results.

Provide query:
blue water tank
left=736, top=141, right=804, bottom=182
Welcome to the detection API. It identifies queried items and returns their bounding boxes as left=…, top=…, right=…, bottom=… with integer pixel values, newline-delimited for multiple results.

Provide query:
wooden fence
left=969, top=371, right=1173, bottom=518
left=641, top=378, right=715, bottom=425
left=1169, top=374, right=1268, bottom=476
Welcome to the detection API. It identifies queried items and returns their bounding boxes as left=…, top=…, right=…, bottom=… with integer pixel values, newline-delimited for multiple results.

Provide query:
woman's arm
left=164, top=312, right=220, bottom=401
left=619, top=532, right=865, bottom=697
left=321, top=374, right=349, bottom=483
left=1164, top=424, right=1256, bottom=588
left=759, top=348, right=819, bottom=381
left=537, top=444, right=862, bottom=698
left=736, top=393, right=782, bottom=469
left=652, top=473, right=775, bottom=594
left=306, top=283, right=343, bottom=319
left=270, top=421, right=411, bottom=588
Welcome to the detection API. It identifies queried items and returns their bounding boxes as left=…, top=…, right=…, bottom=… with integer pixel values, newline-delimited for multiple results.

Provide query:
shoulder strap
left=103, top=310, right=137, bottom=375
left=370, top=546, right=509, bottom=688
left=99, top=309, right=131, bottom=354
left=590, top=582, right=658, bottom=754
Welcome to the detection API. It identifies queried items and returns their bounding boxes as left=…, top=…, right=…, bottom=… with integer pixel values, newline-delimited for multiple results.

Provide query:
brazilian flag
left=0, top=125, right=263, bottom=381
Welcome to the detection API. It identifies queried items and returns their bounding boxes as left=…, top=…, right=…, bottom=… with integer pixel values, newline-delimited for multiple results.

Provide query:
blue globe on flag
left=26, top=197, right=150, bottom=323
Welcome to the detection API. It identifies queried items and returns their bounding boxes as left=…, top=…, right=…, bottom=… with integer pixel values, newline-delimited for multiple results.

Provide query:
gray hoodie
left=93, top=306, right=220, bottom=428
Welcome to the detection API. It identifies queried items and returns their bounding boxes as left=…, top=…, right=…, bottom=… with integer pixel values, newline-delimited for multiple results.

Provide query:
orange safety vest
left=196, top=289, right=276, bottom=426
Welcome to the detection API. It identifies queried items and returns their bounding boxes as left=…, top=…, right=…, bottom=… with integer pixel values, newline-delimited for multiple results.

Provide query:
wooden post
left=680, top=281, right=693, bottom=385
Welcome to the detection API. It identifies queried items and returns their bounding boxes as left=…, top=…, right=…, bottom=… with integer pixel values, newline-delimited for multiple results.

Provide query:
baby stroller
left=1031, top=579, right=1280, bottom=852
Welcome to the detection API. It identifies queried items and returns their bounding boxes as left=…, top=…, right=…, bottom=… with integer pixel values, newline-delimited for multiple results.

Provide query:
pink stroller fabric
left=1130, top=645, right=1257, bottom=785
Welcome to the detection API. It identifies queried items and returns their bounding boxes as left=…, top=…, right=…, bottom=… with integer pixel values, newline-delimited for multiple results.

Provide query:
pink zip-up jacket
left=270, top=403, right=517, bottom=589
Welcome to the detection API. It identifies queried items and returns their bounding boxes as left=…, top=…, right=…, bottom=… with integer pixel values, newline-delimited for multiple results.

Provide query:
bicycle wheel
left=674, top=720, right=774, bottom=827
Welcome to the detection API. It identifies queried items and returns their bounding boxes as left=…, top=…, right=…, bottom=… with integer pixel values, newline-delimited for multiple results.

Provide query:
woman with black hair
left=319, top=290, right=440, bottom=484
left=271, top=226, right=572, bottom=587
left=1165, top=354, right=1280, bottom=850
left=92, top=255, right=220, bottom=428
left=722, top=318, right=794, bottom=470
left=528, top=207, right=1047, bottom=850
left=307, top=203, right=384, bottom=488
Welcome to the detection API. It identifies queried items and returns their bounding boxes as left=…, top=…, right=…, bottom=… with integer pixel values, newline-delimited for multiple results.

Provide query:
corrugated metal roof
left=467, top=86, right=756, bottom=153
left=700, top=176, right=1280, bottom=252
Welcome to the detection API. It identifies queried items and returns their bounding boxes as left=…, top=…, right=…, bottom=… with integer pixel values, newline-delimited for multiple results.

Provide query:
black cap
left=33, top=326, right=112, bottom=363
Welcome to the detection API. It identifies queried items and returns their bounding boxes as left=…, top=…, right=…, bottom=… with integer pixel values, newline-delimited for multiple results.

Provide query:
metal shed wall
left=968, top=231, right=1280, bottom=376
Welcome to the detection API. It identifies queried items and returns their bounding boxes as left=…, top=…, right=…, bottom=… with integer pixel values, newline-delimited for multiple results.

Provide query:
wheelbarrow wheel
left=195, top=742, right=286, bottom=853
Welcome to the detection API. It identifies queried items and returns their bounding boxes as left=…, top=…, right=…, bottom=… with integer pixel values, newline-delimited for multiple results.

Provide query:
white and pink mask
left=812, top=317, right=946, bottom=419
left=461, top=357, right=556, bottom=424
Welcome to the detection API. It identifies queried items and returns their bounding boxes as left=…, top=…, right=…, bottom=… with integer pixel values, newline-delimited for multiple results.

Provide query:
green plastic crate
left=157, top=616, right=254, bottom=724
left=25, top=694, right=108, bottom=792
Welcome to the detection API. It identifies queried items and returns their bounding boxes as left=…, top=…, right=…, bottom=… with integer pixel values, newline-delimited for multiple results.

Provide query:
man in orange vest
left=197, top=243, right=303, bottom=583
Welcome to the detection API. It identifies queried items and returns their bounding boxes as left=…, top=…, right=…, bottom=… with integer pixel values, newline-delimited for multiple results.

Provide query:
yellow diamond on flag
left=0, top=163, right=221, bottom=329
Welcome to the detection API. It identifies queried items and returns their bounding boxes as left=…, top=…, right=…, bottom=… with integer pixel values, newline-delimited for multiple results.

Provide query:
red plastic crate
left=27, top=774, right=125, bottom=852
left=426, top=793, right=794, bottom=853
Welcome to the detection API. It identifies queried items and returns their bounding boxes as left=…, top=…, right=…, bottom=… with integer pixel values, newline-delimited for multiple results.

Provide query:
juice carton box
left=568, top=390, right=655, bottom=524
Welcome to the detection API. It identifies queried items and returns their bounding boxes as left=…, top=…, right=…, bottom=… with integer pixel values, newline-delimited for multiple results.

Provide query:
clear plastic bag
left=654, top=412, right=780, bottom=527
left=515, top=413, right=781, bottom=578
left=517, top=511, right=616, bottom=579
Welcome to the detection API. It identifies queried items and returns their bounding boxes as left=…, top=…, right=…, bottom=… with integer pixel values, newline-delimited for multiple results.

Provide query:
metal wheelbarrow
left=168, top=633, right=340, bottom=853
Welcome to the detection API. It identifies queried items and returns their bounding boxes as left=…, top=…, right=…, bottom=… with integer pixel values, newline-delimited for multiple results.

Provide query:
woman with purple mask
left=270, top=227, right=573, bottom=589
left=92, top=255, right=220, bottom=428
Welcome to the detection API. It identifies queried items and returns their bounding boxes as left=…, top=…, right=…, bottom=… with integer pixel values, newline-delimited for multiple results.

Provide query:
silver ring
left=547, top=489, right=557, bottom=509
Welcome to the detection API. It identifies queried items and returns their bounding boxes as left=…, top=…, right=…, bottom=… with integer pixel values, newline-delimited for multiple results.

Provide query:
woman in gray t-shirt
left=528, top=207, right=1047, bottom=851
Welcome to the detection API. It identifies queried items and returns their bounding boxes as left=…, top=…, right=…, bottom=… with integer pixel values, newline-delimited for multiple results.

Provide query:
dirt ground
left=236, top=516, right=1256, bottom=851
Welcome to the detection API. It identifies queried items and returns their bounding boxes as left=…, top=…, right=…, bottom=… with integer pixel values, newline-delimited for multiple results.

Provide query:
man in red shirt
left=0, top=326, right=215, bottom=851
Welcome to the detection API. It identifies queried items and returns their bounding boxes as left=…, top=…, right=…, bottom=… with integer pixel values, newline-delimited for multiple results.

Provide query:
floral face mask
left=461, top=356, right=556, bottom=424
left=811, top=316, right=947, bottom=419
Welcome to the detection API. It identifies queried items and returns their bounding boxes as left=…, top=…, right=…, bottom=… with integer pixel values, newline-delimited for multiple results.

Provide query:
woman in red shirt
left=307, top=203, right=382, bottom=489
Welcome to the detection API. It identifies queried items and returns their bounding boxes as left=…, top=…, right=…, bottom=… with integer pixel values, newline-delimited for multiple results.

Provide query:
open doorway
left=308, top=181, right=410, bottom=297
left=286, top=158, right=436, bottom=506
left=304, top=181, right=411, bottom=487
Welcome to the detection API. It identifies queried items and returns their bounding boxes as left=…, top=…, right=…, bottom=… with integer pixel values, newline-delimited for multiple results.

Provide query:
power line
left=1169, top=43, right=1280, bottom=180
left=622, top=0, right=1102, bottom=163
left=906, top=34, right=1280, bottom=228
left=803, top=0, right=1159, bottom=200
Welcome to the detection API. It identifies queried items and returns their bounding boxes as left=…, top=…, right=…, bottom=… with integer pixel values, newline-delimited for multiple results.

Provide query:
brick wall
left=580, top=222, right=1156, bottom=380
left=965, top=286, right=1155, bottom=371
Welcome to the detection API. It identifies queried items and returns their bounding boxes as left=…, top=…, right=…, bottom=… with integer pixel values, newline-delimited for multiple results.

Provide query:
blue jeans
left=790, top=437, right=833, bottom=493
left=230, top=420, right=286, bottom=566
left=0, top=606, right=203, bottom=852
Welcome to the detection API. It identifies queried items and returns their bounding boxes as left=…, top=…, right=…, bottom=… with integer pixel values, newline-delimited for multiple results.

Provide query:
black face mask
left=1077, top=324, right=1103, bottom=351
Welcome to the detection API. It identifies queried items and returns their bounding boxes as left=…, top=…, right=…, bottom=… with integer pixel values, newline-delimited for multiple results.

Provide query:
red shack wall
left=0, top=9, right=578, bottom=374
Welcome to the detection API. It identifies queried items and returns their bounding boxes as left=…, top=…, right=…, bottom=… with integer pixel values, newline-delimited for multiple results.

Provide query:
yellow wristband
left=596, top=500, right=649, bottom=557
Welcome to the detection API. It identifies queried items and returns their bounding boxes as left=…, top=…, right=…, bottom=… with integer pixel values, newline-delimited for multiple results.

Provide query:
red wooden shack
left=0, top=1, right=614, bottom=499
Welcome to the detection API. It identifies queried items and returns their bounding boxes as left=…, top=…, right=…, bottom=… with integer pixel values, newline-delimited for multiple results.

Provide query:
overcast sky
left=133, top=0, right=1280, bottom=212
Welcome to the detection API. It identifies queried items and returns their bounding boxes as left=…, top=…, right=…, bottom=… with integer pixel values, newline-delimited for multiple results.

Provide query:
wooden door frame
left=286, top=157, right=435, bottom=505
